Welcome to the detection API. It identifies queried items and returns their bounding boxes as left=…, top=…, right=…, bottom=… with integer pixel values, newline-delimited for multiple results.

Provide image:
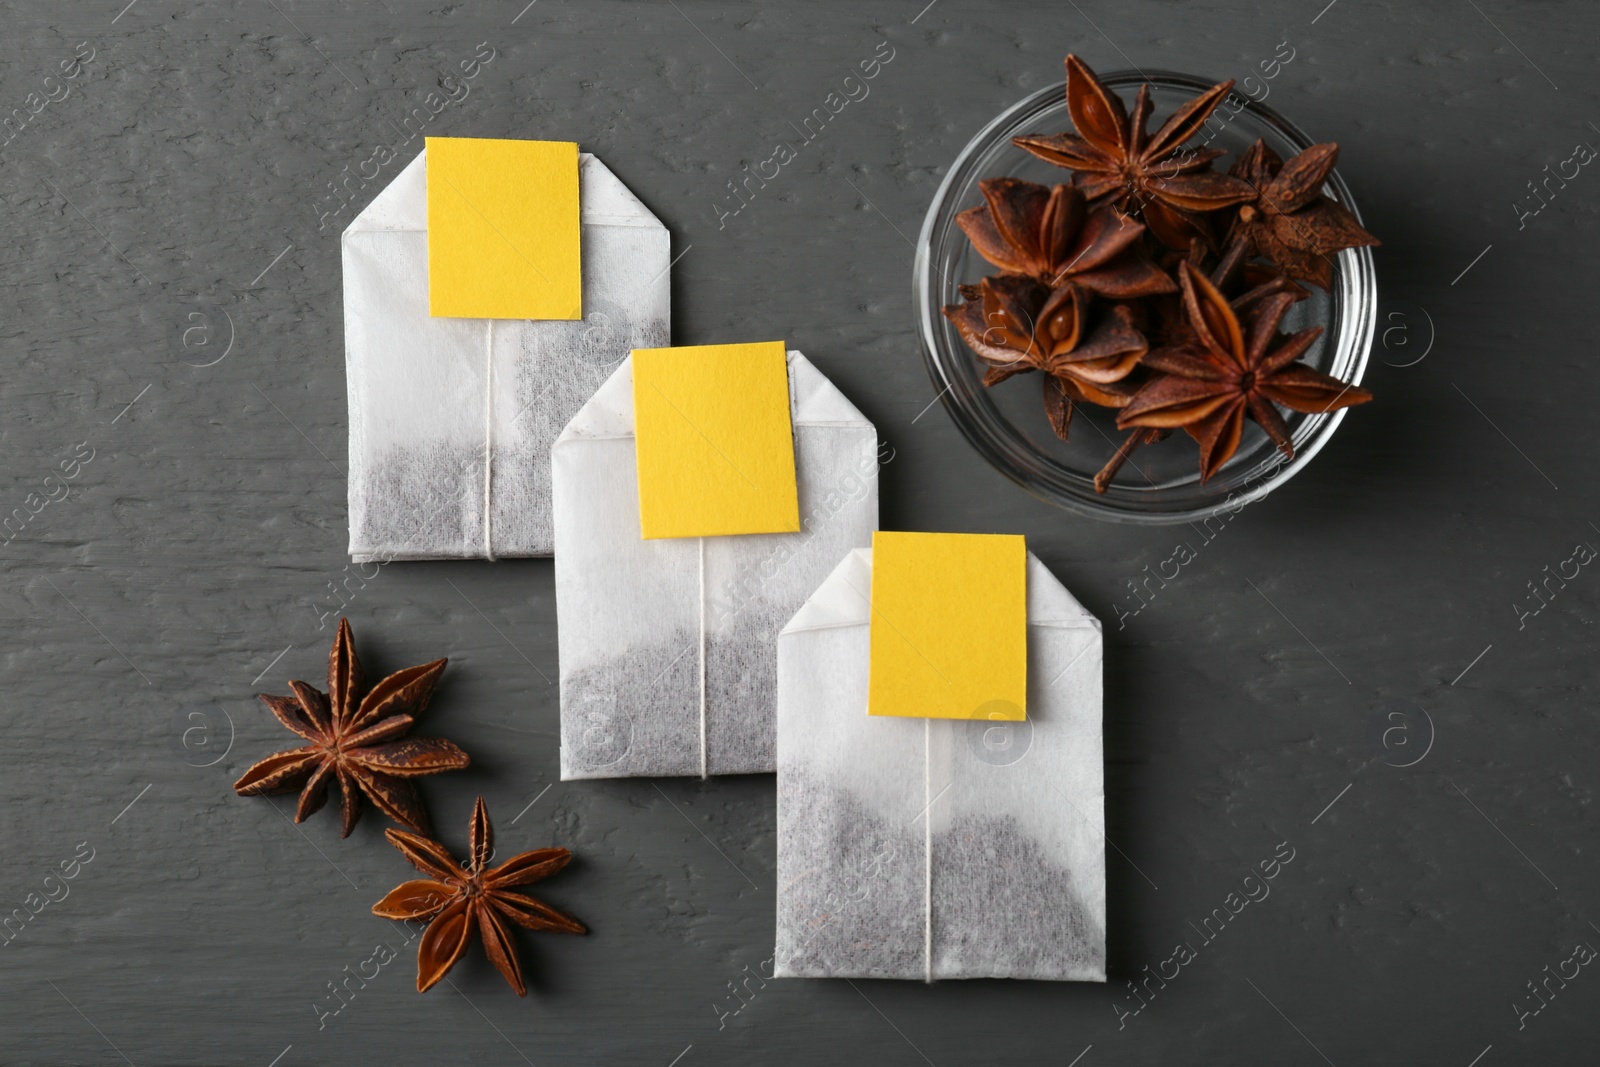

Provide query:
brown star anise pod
left=943, top=276, right=1149, bottom=391
left=1147, top=234, right=1307, bottom=351
left=1013, top=55, right=1254, bottom=249
left=943, top=275, right=1149, bottom=443
left=956, top=178, right=1173, bottom=296
left=373, top=797, right=585, bottom=996
left=233, top=618, right=469, bottom=837
left=1228, top=140, right=1379, bottom=289
left=1117, top=262, right=1371, bottom=481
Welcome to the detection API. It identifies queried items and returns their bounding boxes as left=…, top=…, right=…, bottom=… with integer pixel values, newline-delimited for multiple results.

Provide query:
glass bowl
left=914, top=70, right=1377, bottom=524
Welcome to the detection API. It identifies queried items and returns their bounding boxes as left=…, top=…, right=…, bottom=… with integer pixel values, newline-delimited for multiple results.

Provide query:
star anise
left=233, top=618, right=469, bottom=837
left=944, top=51, right=1378, bottom=495
left=1117, top=262, right=1371, bottom=481
left=373, top=797, right=585, bottom=996
left=956, top=178, right=1173, bottom=296
left=1013, top=55, right=1254, bottom=249
left=943, top=275, right=1148, bottom=438
left=1228, top=140, right=1379, bottom=288
left=1147, top=234, right=1306, bottom=352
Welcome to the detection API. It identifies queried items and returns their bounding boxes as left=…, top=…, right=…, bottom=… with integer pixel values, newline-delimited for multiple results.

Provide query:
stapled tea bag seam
left=482, top=319, right=496, bottom=561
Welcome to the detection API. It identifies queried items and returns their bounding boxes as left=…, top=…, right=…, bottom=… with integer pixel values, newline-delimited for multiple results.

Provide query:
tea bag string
left=924, top=717, right=933, bottom=984
left=698, top=537, right=708, bottom=780
left=482, top=320, right=496, bottom=561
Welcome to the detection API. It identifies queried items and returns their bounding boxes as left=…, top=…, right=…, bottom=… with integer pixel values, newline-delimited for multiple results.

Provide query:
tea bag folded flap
left=347, top=147, right=661, bottom=234
left=556, top=350, right=868, bottom=445
left=344, top=146, right=669, bottom=561
left=554, top=350, right=878, bottom=780
left=785, top=547, right=1091, bottom=629
left=775, top=547, right=1105, bottom=982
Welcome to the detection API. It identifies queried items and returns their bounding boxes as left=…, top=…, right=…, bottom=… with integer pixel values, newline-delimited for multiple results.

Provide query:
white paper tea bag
left=775, top=548, right=1106, bottom=981
left=553, top=350, right=878, bottom=779
left=343, top=149, right=669, bottom=561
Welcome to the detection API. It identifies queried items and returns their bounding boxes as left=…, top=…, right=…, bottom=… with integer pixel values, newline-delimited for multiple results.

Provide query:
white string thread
left=698, top=537, right=708, bottom=779
left=482, top=320, right=496, bottom=561
left=924, top=717, right=933, bottom=984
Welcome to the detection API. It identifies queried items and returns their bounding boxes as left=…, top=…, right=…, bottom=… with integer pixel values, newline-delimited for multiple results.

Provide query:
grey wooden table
left=1, top=1, right=1593, bottom=1063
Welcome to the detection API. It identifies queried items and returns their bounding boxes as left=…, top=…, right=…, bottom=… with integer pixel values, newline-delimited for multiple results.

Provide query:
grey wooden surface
left=0, top=0, right=1593, bottom=1063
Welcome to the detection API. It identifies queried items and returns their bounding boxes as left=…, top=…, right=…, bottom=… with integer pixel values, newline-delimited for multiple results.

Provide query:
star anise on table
left=1117, top=261, right=1372, bottom=481
left=233, top=618, right=469, bottom=837
left=956, top=177, right=1174, bottom=296
left=1227, top=140, right=1380, bottom=289
left=373, top=796, right=586, bottom=996
left=1013, top=54, right=1255, bottom=248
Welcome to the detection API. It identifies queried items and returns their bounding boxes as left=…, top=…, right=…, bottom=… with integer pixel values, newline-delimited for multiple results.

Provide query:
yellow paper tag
left=632, top=341, right=800, bottom=540
left=426, top=136, right=581, bottom=320
left=867, top=531, right=1027, bottom=720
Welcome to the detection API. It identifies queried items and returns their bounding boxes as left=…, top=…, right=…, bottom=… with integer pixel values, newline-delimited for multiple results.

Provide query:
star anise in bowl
left=935, top=52, right=1378, bottom=497
left=1013, top=55, right=1256, bottom=249
left=941, top=275, right=1151, bottom=412
left=1118, top=262, right=1371, bottom=481
left=1227, top=140, right=1379, bottom=289
left=956, top=177, right=1172, bottom=296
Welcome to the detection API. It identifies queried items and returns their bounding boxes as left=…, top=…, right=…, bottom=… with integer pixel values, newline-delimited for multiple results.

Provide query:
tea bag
left=775, top=548, right=1106, bottom=981
left=554, top=350, right=878, bottom=778
left=343, top=148, right=670, bottom=560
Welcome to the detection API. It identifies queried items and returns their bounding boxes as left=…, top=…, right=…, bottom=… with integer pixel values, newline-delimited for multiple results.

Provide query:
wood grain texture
left=0, top=0, right=1596, bottom=1063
